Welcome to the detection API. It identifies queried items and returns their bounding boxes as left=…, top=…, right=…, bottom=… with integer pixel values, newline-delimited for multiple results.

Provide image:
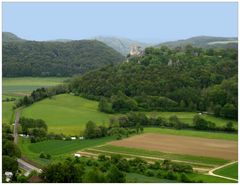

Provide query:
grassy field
left=214, top=162, right=238, bottom=179
left=2, top=77, right=68, bottom=124
left=18, top=136, right=117, bottom=166
left=144, top=128, right=237, bottom=141
left=21, top=93, right=238, bottom=136
left=127, top=171, right=235, bottom=183
left=3, top=77, right=68, bottom=96
left=187, top=173, right=236, bottom=183
left=2, top=94, right=20, bottom=100
left=87, top=145, right=229, bottom=167
left=2, top=101, right=15, bottom=124
left=22, top=94, right=120, bottom=135
left=126, top=173, right=176, bottom=183
left=126, top=173, right=235, bottom=183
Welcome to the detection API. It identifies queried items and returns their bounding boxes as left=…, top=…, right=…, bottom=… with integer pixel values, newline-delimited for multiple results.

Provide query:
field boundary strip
left=208, top=161, right=238, bottom=182
left=90, top=144, right=229, bottom=166
left=80, top=148, right=216, bottom=169
left=78, top=150, right=210, bottom=173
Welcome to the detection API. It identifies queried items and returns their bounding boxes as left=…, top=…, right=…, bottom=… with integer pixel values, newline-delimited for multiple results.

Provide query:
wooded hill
left=3, top=32, right=125, bottom=77
left=2, top=32, right=25, bottom=42
left=69, top=46, right=237, bottom=119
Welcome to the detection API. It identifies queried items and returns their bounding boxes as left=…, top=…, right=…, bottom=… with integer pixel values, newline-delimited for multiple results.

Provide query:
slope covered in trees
left=3, top=33, right=125, bottom=77
left=69, top=46, right=237, bottom=119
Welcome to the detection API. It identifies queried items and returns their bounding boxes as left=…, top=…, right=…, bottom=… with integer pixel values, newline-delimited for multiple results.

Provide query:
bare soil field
left=109, top=133, right=238, bottom=160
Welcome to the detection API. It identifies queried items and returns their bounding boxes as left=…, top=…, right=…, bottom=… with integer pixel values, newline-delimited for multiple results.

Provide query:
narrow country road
left=13, top=110, right=42, bottom=175
left=208, top=161, right=238, bottom=182
left=17, top=159, right=42, bottom=175
left=13, top=111, right=20, bottom=144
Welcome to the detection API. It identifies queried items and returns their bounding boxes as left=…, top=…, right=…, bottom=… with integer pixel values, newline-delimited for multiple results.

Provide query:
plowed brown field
left=109, top=133, right=238, bottom=160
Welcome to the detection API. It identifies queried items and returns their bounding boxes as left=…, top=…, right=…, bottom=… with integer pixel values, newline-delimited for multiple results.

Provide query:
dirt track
left=109, top=133, right=238, bottom=160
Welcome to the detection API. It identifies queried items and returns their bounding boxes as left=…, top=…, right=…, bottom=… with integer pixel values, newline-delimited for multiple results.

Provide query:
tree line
left=114, top=112, right=237, bottom=133
left=83, top=112, right=236, bottom=141
left=15, top=85, right=68, bottom=108
left=40, top=153, right=198, bottom=183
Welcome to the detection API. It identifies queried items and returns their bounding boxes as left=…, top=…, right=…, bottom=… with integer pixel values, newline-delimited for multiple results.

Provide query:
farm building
left=74, top=153, right=81, bottom=158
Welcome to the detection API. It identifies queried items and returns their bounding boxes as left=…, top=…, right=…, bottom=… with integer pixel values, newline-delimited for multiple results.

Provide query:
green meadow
left=88, top=145, right=229, bottom=167
left=187, top=173, right=235, bottom=183
left=2, top=101, right=15, bottom=124
left=22, top=94, right=119, bottom=135
left=214, top=162, right=238, bottom=179
left=2, top=77, right=68, bottom=124
left=126, top=172, right=234, bottom=183
left=144, top=128, right=237, bottom=141
left=3, top=77, right=68, bottom=96
left=22, top=93, right=238, bottom=135
left=126, top=173, right=177, bottom=183
left=18, top=136, right=117, bottom=166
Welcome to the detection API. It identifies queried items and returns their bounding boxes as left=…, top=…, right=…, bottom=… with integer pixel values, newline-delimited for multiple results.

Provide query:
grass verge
left=214, top=162, right=238, bottom=179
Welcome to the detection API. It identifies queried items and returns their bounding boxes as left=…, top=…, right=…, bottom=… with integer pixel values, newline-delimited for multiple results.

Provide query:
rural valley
left=2, top=31, right=238, bottom=183
left=2, top=2, right=238, bottom=183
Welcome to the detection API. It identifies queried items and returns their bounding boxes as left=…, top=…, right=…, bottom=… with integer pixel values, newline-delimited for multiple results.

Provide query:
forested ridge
left=69, top=46, right=237, bottom=119
left=157, top=36, right=238, bottom=49
left=3, top=38, right=125, bottom=77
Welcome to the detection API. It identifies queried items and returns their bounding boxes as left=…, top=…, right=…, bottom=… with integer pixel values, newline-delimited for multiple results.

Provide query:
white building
left=5, top=172, right=13, bottom=182
left=74, top=153, right=81, bottom=158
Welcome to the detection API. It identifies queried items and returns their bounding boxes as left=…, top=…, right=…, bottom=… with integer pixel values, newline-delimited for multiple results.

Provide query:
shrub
left=46, top=154, right=51, bottom=159
left=149, top=161, right=161, bottom=170
left=171, top=163, right=193, bottom=173
left=39, top=152, right=45, bottom=158
left=180, top=173, right=192, bottom=183
left=145, top=169, right=155, bottom=177
left=17, top=175, right=28, bottom=183
left=106, top=165, right=126, bottom=183
left=165, top=170, right=177, bottom=180
left=30, top=137, right=36, bottom=143
left=98, top=154, right=108, bottom=162
left=116, top=159, right=130, bottom=172
left=116, top=133, right=122, bottom=140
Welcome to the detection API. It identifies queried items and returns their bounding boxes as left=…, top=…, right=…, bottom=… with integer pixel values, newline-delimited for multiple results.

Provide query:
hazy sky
left=3, top=2, right=238, bottom=43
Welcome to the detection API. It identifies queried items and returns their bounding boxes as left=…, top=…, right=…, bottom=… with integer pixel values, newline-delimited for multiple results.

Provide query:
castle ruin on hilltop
left=129, top=45, right=144, bottom=56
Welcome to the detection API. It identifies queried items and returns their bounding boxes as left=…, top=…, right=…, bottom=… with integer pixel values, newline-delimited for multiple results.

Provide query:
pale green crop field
left=2, top=101, right=15, bottom=124
left=3, top=77, right=69, bottom=96
left=214, top=162, right=238, bottom=179
left=126, top=173, right=177, bottom=183
left=22, top=94, right=119, bottom=135
left=18, top=136, right=117, bottom=166
left=2, top=77, right=69, bottom=123
left=144, top=128, right=237, bottom=141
